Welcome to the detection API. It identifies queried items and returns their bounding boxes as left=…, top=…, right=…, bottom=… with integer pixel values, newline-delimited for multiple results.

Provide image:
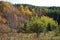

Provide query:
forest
left=0, top=1, right=60, bottom=40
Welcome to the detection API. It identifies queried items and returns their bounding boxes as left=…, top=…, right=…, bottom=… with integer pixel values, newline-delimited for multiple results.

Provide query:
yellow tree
left=24, top=6, right=32, bottom=21
left=19, top=5, right=25, bottom=14
left=24, top=6, right=32, bottom=16
left=32, top=8, right=35, bottom=14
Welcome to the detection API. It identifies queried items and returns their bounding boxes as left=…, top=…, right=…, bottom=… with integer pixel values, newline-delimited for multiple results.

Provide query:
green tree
left=26, top=15, right=58, bottom=37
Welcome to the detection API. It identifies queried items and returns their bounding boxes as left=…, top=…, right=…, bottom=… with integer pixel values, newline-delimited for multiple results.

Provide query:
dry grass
left=0, top=32, right=60, bottom=40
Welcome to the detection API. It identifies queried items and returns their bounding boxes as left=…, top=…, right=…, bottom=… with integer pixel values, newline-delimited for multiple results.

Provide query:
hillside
left=0, top=1, right=24, bottom=33
left=0, top=1, right=60, bottom=33
left=0, top=1, right=60, bottom=40
left=14, top=4, right=60, bottom=24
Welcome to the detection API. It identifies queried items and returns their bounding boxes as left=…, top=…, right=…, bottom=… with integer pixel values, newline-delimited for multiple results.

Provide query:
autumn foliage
left=0, top=1, right=60, bottom=35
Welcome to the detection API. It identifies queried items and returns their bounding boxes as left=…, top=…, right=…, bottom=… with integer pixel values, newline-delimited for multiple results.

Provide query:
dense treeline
left=14, top=4, right=60, bottom=24
left=0, top=1, right=60, bottom=37
left=14, top=4, right=60, bottom=37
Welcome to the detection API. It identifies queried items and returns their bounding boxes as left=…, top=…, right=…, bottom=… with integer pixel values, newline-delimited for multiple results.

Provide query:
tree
left=24, top=6, right=32, bottom=16
left=19, top=5, right=25, bottom=13
left=46, top=9, right=60, bottom=24
left=32, top=8, right=35, bottom=13
left=0, top=16, right=7, bottom=24
left=39, top=9, right=44, bottom=16
left=26, top=15, right=58, bottom=37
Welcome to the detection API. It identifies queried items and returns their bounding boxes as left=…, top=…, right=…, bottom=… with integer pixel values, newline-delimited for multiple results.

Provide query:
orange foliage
left=3, top=7, right=7, bottom=13
left=0, top=16, right=7, bottom=24
left=19, top=5, right=25, bottom=13
left=14, top=14, right=18, bottom=22
left=14, top=14, right=19, bottom=27
left=24, top=6, right=29, bottom=11
left=24, top=6, right=32, bottom=16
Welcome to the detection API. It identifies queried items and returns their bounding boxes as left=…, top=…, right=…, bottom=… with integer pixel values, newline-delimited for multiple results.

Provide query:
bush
left=26, top=15, right=58, bottom=37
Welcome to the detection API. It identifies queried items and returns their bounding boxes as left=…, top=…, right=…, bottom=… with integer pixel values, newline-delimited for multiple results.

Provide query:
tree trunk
left=36, top=32, right=39, bottom=38
left=36, top=32, right=41, bottom=40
